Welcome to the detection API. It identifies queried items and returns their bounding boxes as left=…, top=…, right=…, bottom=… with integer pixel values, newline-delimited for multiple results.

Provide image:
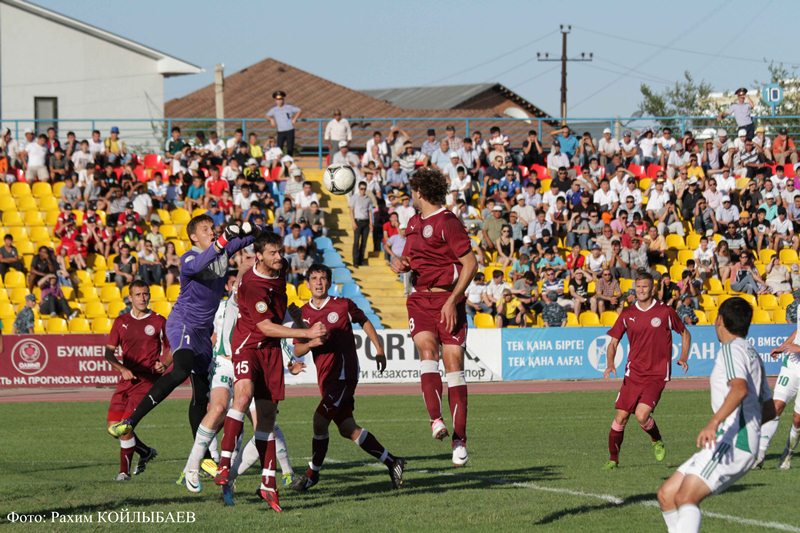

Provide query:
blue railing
left=2, top=115, right=798, bottom=168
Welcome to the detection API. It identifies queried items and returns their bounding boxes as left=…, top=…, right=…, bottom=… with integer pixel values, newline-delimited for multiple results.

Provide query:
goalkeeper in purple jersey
left=109, top=215, right=257, bottom=439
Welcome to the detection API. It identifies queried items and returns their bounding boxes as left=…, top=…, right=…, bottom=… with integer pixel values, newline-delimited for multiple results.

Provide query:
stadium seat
left=341, top=283, right=361, bottom=299
left=758, top=294, right=778, bottom=310
left=148, top=285, right=166, bottom=302
left=10, top=182, right=31, bottom=197
left=23, top=211, right=45, bottom=227
left=4, top=271, right=25, bottom=288
left=638, top=177, right=651, bottom=191
left=779, top=292, right=795, bottom=308
left=68, top=317, right=91, bottom=333
left=91, top=317, right=113, bottom=334
left=752, top=309, right=772, bottom=324
left=8, top=227, right=28, bottom=243
left=699, top=294, right=716, bottom=311
left=473, top=313, right=495, bottom=328
left=171, top=208, right=191, bottom=225
left=84, top=301, right=107, bottom=318
left=191, top=207, right=206, bottom=217
left=33, top=319, right=45, bottom=334
left=74, top=270, right=92, bottom=287
left=665, top=234, right=686, bottom=250
left=44, top=210, right=60, bottom=226
left=600, top=311, right=619, bottom=326
left=759, top=249, right=776, bottom=264
left=143, top=154, right=163, bottom=169
left=52, top=182, right=65, bottom=197
left=46, top=317, right=68, bottom=333
left=88, top=255, right=108, bottom=271
left=780, top=249, right=799, bottom=265
left=314, top=237, right=333, bottom=251
left=297, top=283, right=312, bottom=300
left=31, top=181, right=52, bottom=198
left=772, top=308, right=787, bottom=324
left=0, top=196, right=16, bottom=212
left=579, top=312, right=600, bottom=326
left=332, top=268, right=353, bottom=284
left=166, top=284, right=181, bottom=302
left=160, top=225, right=178, bottom=239
left=0, top=183, right=9, bottom=196
left=566, top=313, right=579, bottom=326
left=685, top=233, right=701, bottom=250
left=16, top=196, right=38, bottom=212
left=2, top=211, right=23, bottom=226
left=37, top=195, right=58, bottom=212
left=706, top=278, right=724, bottom=295
left=151, top=301, right=172, bottom=317
left=694, top=310, right=708, bottom=325
left=737, top=293, right=757, bottom=307
left=676, top=250, right=694, bottom=265
left=100, top=286, right=121, bottom=303
left=107, top=300, right=126, bottom=318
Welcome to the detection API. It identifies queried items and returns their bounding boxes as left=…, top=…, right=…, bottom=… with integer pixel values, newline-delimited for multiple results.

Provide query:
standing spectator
left=421, top=129, right=438, bottom=157
left=520, top=130, right=543, bottom=167
left=137, top=240, right=163, bottom=286
left=113, top=244, right=138, bottom=289
left=22, top=133, right=49, bottom=183
left=266, top=90, right=301, bottom=155
left=541, top=291, right=567, bottom=327
left=0, top=234, right=24, bottom=277
left=13, top=294, right=36, bottom=334
left=718, top=87, right=756, bottom=140
left=385, top=225, right=410, bottom=295
left=349, top=181, right=372, bottom=267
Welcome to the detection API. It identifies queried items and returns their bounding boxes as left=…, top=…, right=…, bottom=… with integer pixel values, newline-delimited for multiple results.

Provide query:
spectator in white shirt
left=598, top=128, right=620, bottom=168
left=637, top=129, right=658, bottom=166
left=204, top=131, right=226, bottom=159
left=646, top=178, right=670, bottom=219
left=656, top=127, right=677, bottom=166
left=364, top=131, right=390, bottom=167
left=666, top=142, right=690, bottom=179
left=395, top=195, right=416, bottom=227
left=88, top=130, right=104, bottom=162
left=546, top=140, right=571, bottom=178
left=23, top=134, right=49, bottom=183
left=324, top=109, right=352, bottom=155
left=226, top=128, right=244, bottom=155
left=331, top=141, right=361, bottom=168
left=263, top=136, right=284, bottom=170
left=770, top=165, right=791, bottom=191
left=293, top=181, right=319, bottom=210
left=619, top=130, right=638, bottom=166
left=716, top=169, right=737, bottom=195
left=593, top=179, right=619, bottom=214
left=715, top=195, right=740, bottom=225
left=703, top=178, right=725, bottom=210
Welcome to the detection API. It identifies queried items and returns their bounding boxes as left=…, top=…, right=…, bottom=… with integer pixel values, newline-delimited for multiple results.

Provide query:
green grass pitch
left=0, top=390, right=797, bottom=532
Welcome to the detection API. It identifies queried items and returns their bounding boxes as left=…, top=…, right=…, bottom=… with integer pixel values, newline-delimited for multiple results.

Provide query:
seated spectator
left=289, top=246, right=313, bottom=286
left=114, top=244, right=138, bottom=289
left=564, top=244, right=585, bottom=274
left=619, top=236, right=650, bottom=279
left=137, top=240, right=163, bottom=286
left=294, top=181, right=319, bottom=210
left=283, top=223, right=306, bottom=262
left=143, top=218, right=165, bottom=255
left=49, top=148, right=68, bottom=182
left=585, top=243, right=607, bottom=279
left=693, top=235, right=715, bottom=281
left=39, top=273, right=76, bottom=319
left=644, top=225, right=668, bottom=266
left=28, top=246, right=56, bottom=290
left=23, top=133, right=49, bottom=183
left=765, top=255, right=792, bottom=295
left=104, top=126, right=130, bottom=166
left=510, top=254, right=531, bottom=282
left=13, top=294, right=36, bottom=334
left=206, top=200, right=225, bottom=229
left=495, top=289, right=526, bottom=327
left=537, top=247, right=566, bottom=278
left=657, top=272, right=679, bottom=308
left=0, top=234, right=24, bottom=277
left=485, top=270, right=510, bottom=312
left=541, top=291, right=567, bottom=327
left=676, top=294, right=699, bottom=325
left=163, top=242, right=181, bottom=287
left=384, top=160, right=410, bottom=195
left=677, top=263, right=703, bottom=307
left=771, top=207, right=798, bottom=251
left=568, top=269, right=590, bottom=316
left=495, top=224, right=515, bottom=267
left=591, top=268, right=622, bottom=314
left=303, top=201, right=327, bottom=238
left=131, top=184, right=153, bottom=220
left=511, top=271, right=542, bottom=317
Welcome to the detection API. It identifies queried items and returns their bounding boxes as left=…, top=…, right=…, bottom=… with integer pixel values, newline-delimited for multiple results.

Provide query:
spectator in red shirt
left=565, top=244, right=586, bottom=273
left=204, top=166, right=229, bottom=205
left=382, top=212, right=399, bottom=261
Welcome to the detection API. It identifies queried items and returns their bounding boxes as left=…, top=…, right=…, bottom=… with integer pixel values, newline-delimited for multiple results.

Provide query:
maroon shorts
left=315, top=380, right=357, bottom=425
left=614, top=376, right=667, bottom=413
left=233, top=344, right=285, bottom=402
left=407, top=291, right=467, bottom=346
left=107, top=376, right=156, bottom=423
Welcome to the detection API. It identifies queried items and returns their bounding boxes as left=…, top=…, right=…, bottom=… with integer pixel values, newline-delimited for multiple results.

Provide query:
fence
left=4, top=115, right=800, bottom=169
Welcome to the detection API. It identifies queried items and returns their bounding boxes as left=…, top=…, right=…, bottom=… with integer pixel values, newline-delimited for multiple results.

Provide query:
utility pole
left=214, top=64, right=225, bottom=138
left=537, top=25, right=593, bottom=126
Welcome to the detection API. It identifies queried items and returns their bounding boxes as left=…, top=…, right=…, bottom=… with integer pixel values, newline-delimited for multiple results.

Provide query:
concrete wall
left=0, top=2, right=164, bottom=148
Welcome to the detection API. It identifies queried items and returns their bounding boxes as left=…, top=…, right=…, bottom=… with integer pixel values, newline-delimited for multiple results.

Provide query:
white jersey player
left=657, top=297, right=771, bottom=533
left=757, top=299, right=800, bottom=469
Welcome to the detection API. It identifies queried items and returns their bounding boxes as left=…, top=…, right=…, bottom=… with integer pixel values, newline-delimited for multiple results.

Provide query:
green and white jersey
left=213, top=289, right=239, bottom=359
left=786, top=309, right=800, bottom=367
left=711, top=337, right=770, bottom=454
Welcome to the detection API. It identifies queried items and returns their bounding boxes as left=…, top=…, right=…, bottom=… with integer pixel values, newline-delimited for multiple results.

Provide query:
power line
left=582, top=62, right=670, bottom=86
left=593, top=58, right=672, bottom=85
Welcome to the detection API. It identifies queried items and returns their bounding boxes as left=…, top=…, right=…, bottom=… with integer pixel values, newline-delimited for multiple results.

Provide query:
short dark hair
left=635, top=271, right=654, bottom=283
left=409, top=167, right=448, bottom=205
left=253, top=230, right=283, bottom=253
left=129, top=279, right=149, bottom=292
left=3, top=234, right=11, bottom=241
left=718, top=297, right=753, bottom=337
left=171, top=126, right=181, bottom=133
left=307, top=263, right=332, bottom=282
left=187, top=214, right=215, bottom=244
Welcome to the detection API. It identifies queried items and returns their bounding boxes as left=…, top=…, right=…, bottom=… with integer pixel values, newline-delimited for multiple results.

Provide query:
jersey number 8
left=408, top=317, right=415, bottom=333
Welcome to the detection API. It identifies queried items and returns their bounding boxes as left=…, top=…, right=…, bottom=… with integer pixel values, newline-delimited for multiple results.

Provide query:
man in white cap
left=511, top=193, right=535, bottom=226
left=733, top=128, right=748, bottom=152
left=666, top=143, right=690, bottom=179
left=598, top=127, right=620, bottom=168
left=331, top=141, right=360, bottom=168
left=718, top=87, right=756, bottom=139
left=442, top=151, right=463, bottom=183
left=752, top=126, right=773, bottom=162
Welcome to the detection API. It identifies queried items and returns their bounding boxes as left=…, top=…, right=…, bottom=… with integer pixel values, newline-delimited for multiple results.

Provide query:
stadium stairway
left=303, top=167, right=397, bottom=328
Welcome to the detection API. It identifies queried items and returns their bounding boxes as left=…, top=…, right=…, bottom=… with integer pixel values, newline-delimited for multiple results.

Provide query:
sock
left=355, top=428, right=395, bottom=465
left=232, top=437, right=260, bottom=481
left=640, top=416, right=662, bottom=442
left=218, top=409, right=245, bottom=470
left=676, top=503, right=701, bottom=533
left=120, top=437, right=137, bottom=475
left=188, top=372, right=210, bottom=438
left=759, top=417, right=780, bottom=458
left=273, top=424, right=293, bottom=475
left=788, top=425, right=800, bottom=451
left=420, top=360, right=443, bottom=422
left=131, top=432, right=150, bottom=456
left=446, top=371, right=468, bottom=443
left=661, top=509, right=678, bottom=533
left=185, top=424, right=215, bottom=472
left=208, top=435, right=220, bottom=463
left=307, top=433, right=329, bottom=477
left=608, top=421, right=625, bottom=462
left=128, top=349, right=193, bottom=427
left=258, top=432, right=277, bottom=492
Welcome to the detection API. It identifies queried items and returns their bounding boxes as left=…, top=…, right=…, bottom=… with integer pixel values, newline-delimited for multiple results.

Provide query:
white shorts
left=210, top=357, right=255, bottom=412
left=773, top=360, right=800, bottom=415
left=677, top=440, right=755, bottom=493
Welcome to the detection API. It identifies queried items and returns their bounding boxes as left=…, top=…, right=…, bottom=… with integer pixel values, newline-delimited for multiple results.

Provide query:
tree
left=637, top=72, right=716, bottom=130
left=752, top=62, right=800, bottom=122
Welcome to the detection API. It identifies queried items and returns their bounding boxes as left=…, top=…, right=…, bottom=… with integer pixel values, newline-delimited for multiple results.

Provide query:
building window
left=34, top=97, right=58, bottom=134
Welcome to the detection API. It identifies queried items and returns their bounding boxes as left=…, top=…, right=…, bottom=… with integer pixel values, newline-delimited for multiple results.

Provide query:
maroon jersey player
left=603, top=271, right=691, bottom=469
left=214, top=231, right=324, bottom=512
left=290, top=264, right=405, bottom=493
left=391, top=167, right=478, bottom=467
left=104, top=280, right=170, bottom=481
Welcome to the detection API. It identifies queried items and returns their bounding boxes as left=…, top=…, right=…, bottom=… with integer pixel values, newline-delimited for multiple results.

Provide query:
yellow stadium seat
left=0, top=196, right=15, bottom=211
left=166, top=284, right=181, bottom=302
left=737, top=293, right=757, bottom=307
left=566, top=312, right=579, bottom=326
left=28, top=228, right=50, bottom=244
left=539, top=179, right=551, bottom=193
left=474, top=312, right=495, bottom=328
left=31, top=181, right=53, bottom=198
left=33, top=319, right=45, bottom=334
left=0, top=302, right=14, bottom=317
left=759, top=249, right=776, bottom=265
left=61, top=286, right=74, bottom=302
left=706, top=309, right=718, bottom=324
left=37, top=196, right=58, bottom=212
left=83, top=301, right=107, bottom=318
left=754, top=262, right=766, bottom=277
left=44, top=210, right=60, bottom=226
left=699, top=294, right=716, bottom=311
left=177, top=225, right=189, bottom=240
left=91, top=317, right=113, bottom=334
left=88, top=255, right=107, bottom=271
left=51, top=181, right=65, bottom=197
left=151, top=301, right=172, bottom=317
left=694, top=310, right=708, bottom=325
left=74, top=270, right=92, bottom=287
left=68, top=317, right=91, bottom=333
left=758, top=294, right=778, bottom=310
left=685, top=233, right=701, bottom=250
left=779, top=292, right=795, bottom=308
left=0, top=183, right=9, bottom=196
left=147, top=285, right=165, bottom=302
left=772, top=308, right=787, bottom=324
left=600, top=311, right=619, bottom=326
left=155, top=209, right=171, bottom=224
left=160, top=225, right=178, bottom=239
left=191, top=207, right=206, bottom=217
left=171, top=240, right=188, bottom=255
left=735, top=177, right=750, bottom=190
left=665, top=234, right=686, bottom=250
left=285, top=283, right=298, bottom=301
left=780, top=249, right=799, bottom=265
left=2, top=211, right=23, bottom=226
left=10, top=182, right=31, bottom=197
left=676, top=250, right=694, bottom=265
left=4, top=271, right=25, bottom=288
left=107, top=300, right=127, bottom=318
left=639, top=178, right=651, bottom=191
left=619, top=278, right=633, bottom=293
left=171, top=208, right=191, bottom=224
left=76, top=287, right=98, bottom=302
left=71, top=210, right=84, bottom=226
left=100, top=286, right=121, bottom=303
left=297, top=283, right=312, bottom=300
left=579, top=312, right=601, bottom=326
left=23, top=211, right=45, bottom=227
left=16, top=240, right=34, bottom=256
left=46, top=317, right=68, bottom=333
left=706, top=277, right=724, bottom=295
left=8, top=227, right=28, bottom=243
left=1, top=319, right=12, bottom=334
left=752, top=309, right=772, bottom=324
left=716, top=294, right=732, bottom=306
left=16, top=196, right=38, bottom=212
left=653, top=264, right=667, bottom=275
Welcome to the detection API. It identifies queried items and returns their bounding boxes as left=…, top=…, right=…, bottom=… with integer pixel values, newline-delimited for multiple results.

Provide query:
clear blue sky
left=33, top=0, right=800, bottom=118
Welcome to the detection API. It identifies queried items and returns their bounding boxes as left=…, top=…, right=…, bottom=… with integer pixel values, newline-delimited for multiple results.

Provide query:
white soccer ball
left=323, top=164, right=357, bottom=195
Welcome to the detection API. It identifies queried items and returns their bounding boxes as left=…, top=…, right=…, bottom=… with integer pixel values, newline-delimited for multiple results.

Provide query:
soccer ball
left=323, top=164, right=357, bottom=195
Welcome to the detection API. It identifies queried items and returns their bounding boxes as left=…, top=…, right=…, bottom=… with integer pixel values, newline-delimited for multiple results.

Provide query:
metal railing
left=3, top=115, right=799, bottom=168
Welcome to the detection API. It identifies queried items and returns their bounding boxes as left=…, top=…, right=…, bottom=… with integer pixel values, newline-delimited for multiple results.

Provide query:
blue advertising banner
left=502, top=324, right=795, bottom=381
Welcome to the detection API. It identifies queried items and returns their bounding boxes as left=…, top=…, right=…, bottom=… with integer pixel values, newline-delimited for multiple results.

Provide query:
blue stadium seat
left=328, top=284, right=342, bottom=297
left=323, top=252, right=345, bottom=268
left=314, top=237, right=333, bottom=251
left=364, top=313, right=384, bottom=329
left=350, top=296, right=373, bottom=312
left=332, top=268, right=354, bottom=284
left=341, top=283, right=362, bottom=298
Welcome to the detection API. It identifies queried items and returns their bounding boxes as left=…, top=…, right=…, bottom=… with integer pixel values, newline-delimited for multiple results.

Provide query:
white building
left=0, top=0, right=201, bottom=148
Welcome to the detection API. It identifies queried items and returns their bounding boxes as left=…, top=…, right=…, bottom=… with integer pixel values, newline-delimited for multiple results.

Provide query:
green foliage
left=638, top=72, right=717, bottom=130
left=0, top=391, right=794, bottom=532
